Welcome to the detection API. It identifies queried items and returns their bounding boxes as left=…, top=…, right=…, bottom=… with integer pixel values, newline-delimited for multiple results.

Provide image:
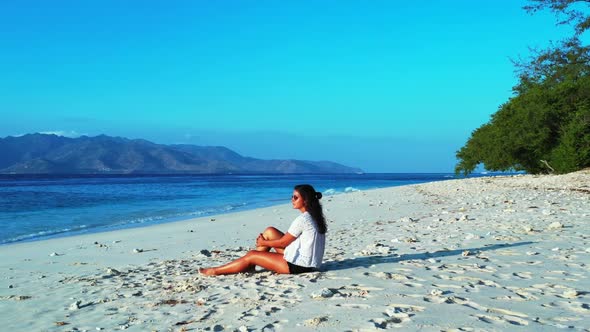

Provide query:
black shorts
left=287, top=262, right=315, bottom=274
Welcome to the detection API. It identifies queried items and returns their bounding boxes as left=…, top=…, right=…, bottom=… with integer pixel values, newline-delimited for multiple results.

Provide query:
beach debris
left=157, top=299, right=188, bottom=306
left=125, top=291, right=142, bottom=297
left=69, top=300, right=82, bottom=310
left=563, top=289, right=579, bottom=299
left=386, top=304, right=425, bottom=321
left=94, top=241, right=108, bottom=248
left=462, top=250, right=472, bottom=257
left=71, top=262, right=88, bottom=266
left=105, top=268, right=121, bottom=276
left=373, top=272, right=410, bottom=281
left=356, top=243, right=392, bottom=256
left=430, top=289, right=444, bottom=297
left=465, top=233, right=481, bottom=240
left=132, top=248, right=143, bottom=253
left=237, top=326, right=249, bottom=332
left=8, top=285, right=13, bottom=289
left=384, top=311, right=412, bottom=324
left=199, top=249, right=212, bottom=257
left=399, top=217, right=417, bottom=223
left=49, top=252, right=61, bottom=257
left=311, top=288, right=335, bottom=299
left=54, top=321, right=69, bottom=326
left=210, top=218, right=216, bottom=221
left=0, top=295, right=31, bottom=301
left=374, top=272, right=393, bottom=279
left=547, top=221, right=564, bottom=230
left=304, top=316, right=329, bottom=327
left=174, top=320, right=194, bottom=326
left=261, top=324, right=276, bottom=332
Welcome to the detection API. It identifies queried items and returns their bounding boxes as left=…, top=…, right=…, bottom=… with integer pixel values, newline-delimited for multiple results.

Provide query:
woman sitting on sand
left=199, top=184, right=326, bottom=276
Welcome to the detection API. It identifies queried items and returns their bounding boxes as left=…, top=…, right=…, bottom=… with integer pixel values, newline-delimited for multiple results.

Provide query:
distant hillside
left=0, top=133, right=363, bottom=174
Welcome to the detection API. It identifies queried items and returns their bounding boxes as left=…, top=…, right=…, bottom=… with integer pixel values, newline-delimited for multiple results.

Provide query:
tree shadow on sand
left=320, top=241, right=535, bottom=272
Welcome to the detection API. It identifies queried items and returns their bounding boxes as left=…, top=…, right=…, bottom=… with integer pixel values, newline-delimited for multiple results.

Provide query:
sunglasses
left=291, top=195, right=300, bottom=201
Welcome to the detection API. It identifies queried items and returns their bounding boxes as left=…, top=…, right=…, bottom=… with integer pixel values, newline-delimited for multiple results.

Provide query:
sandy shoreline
left=1, top=171, right=589, bottom=331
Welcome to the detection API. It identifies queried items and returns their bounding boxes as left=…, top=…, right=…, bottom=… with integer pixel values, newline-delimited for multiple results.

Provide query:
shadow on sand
left=320, top=241, right=535, bottom=272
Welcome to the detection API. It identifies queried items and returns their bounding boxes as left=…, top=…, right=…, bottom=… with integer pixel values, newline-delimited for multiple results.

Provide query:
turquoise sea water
left=0, top=173, right=469, bottom=245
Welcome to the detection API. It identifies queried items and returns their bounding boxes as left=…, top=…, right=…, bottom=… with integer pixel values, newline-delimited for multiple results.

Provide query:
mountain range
left=0, top=133, right=362, bottom=174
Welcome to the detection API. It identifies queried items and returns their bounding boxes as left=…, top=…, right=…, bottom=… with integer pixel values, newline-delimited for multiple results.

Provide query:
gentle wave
left=323, top=187, right=361, bottom=196
left=105, top=203, right=248, bottom=229
left=323, top=188, right=337, bottom=195
left=1, top=224, right=89, bottom=245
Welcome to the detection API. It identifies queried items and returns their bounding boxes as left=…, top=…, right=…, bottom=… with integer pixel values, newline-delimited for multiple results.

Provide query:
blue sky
left=0, top=1, right=581, bottom=172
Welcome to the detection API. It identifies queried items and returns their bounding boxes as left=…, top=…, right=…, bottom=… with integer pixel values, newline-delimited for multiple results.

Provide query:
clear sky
left=0, top=1, right=580, bottom=172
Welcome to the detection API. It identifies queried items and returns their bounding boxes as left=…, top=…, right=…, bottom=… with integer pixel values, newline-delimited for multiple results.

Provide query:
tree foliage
left=524, top=0, right=590, bottom=36
left=455, top=1, right=590, bottom=175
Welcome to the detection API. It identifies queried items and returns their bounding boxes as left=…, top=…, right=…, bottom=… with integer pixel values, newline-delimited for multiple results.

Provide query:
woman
left=199, top=184, right=326, bottom=276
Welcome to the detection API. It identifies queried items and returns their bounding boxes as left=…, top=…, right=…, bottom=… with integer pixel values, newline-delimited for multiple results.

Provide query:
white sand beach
left=1, top=171, right=589, bottom=331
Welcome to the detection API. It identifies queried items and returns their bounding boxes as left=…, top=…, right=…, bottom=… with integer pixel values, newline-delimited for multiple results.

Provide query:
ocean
left=0, top=173, right=464, bottom=245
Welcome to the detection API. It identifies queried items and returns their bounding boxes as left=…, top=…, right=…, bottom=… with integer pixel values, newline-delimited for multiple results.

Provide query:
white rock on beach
left=311, top=288, right=335, bottom=298
left=547, top=221, right=564, bottom=230
left=563, top=289, right=579, bottom=299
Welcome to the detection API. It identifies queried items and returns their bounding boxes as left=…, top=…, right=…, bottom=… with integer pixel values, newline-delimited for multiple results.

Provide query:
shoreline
left=1, top=171, right=588, bottom=331
left=0, top=173, right=473, bottom=246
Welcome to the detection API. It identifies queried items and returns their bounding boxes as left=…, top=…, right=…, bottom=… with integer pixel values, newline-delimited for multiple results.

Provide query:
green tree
left=524, top=0, right=590, bottom=36
left=455, top=1, right=590, bottom=175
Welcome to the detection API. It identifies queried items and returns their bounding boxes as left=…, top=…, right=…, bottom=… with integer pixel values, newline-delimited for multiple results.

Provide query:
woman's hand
left=256, top=233, right=265, bottom=247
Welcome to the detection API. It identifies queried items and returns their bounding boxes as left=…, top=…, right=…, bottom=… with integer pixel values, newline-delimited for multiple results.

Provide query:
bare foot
left=199, top=267, right=217, bottom=276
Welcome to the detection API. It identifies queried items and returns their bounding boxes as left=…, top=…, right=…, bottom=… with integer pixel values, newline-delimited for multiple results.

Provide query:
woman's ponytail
left=294, top=184, right=327, bottom=234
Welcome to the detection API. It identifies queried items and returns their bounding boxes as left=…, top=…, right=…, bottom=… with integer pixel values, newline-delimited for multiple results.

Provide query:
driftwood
left=540, top=160, right=555, bottom=174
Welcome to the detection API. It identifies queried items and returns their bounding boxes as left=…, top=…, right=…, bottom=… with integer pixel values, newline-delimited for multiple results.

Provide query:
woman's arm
left=257, top=232, right=297, bottom=249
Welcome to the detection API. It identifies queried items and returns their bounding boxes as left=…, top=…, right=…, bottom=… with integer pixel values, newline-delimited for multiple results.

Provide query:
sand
left=1, top=170, right=589, bottom=331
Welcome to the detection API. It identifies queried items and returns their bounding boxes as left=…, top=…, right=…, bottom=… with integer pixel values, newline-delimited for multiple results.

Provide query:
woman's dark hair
left=294, top=184, right=327, bottom=234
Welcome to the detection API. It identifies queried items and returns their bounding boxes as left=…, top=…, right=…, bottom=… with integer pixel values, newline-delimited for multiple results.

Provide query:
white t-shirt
left=283, top=211, right=325, bottom=268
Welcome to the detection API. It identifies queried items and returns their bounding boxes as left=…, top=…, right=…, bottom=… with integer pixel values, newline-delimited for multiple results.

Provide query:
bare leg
left=257, top=226, right=286, bottom=254
left=199, top=250, right=290, bottom=276
left=241, top=227, right=285, bottom=273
